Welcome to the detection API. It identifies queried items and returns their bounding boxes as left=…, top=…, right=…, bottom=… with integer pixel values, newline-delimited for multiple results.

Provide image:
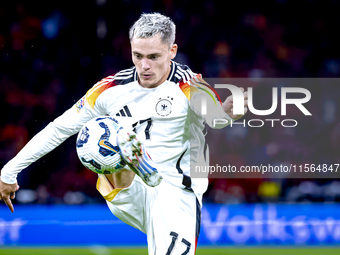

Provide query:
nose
left=141, top=58, right=151, bottom=70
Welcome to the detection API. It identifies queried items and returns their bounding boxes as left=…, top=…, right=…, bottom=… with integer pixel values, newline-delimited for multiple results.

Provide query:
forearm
left=1, top=105, right=93, bottom=184
left=191, top=93, right=233, bottom=129
left=1, top=121, right=76, bottom=184
left=206, top=110, right=233, bottom=129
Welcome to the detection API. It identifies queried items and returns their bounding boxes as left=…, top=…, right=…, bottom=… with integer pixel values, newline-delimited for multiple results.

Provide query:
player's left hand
left=0, top=177, right=19, bottom=213
left=222, top=87, right=248, bottom=120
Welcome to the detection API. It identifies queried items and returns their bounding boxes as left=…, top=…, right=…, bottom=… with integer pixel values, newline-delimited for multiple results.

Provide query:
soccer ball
left=76, top=116, right=126, bottom=174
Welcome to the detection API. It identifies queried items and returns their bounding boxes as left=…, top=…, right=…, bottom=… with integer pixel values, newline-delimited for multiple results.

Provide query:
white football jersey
left=1, top=61, right=232, bottom=205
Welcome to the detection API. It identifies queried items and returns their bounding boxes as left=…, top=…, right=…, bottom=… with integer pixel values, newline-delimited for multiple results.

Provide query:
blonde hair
left=129, top=13, right=176, bottom=47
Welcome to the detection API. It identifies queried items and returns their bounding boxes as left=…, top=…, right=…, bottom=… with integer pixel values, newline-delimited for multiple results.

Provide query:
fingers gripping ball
left=76, top=116, right=126, bottom=174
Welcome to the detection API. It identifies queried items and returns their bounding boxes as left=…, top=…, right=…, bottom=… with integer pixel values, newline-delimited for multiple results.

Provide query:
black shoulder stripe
left=112, top=67, right=136, bottom=85
left=170, top=61, right=196, bottom=84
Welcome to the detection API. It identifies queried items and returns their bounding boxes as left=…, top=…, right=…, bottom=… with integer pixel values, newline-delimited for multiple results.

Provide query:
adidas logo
left=116, top=105, right=132, bottom=117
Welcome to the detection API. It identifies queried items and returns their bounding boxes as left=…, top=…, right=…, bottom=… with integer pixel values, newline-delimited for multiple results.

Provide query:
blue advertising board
left=199, top=203, right=340, bottom=245
left=0, top=204, right=146, bottom=246
left=0, top=203, right=339, bottom=246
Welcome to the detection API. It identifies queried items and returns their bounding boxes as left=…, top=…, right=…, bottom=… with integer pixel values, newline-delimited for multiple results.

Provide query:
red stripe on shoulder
left=179, top=79, right=191, bottom=100
left=86, top=75, right=116, bottom=108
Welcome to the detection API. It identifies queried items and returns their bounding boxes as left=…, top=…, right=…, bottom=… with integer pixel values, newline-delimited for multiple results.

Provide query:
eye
left=135, top=54, right=142, bottom=60
left=149, top=55, right=159, bottom=60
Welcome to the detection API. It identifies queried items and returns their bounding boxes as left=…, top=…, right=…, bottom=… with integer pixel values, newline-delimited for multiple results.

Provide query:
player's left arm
left=221, top=87, right=248, bottom=120
left=187, top=75, right=248, bottom=128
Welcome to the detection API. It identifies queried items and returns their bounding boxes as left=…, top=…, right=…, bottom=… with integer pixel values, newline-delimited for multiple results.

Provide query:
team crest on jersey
left=156, top=97, right=173, bottom=116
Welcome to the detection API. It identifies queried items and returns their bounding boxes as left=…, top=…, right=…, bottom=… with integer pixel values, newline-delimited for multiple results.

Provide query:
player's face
left=131, top=34, right=177, bottom=88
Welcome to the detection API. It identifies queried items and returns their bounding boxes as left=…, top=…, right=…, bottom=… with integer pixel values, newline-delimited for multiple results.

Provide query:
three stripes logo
left=116, top=105, right=132, bottom=117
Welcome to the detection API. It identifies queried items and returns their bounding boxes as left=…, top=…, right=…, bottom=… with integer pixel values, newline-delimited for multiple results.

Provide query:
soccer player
left=0, top=13, right=247, bottom=254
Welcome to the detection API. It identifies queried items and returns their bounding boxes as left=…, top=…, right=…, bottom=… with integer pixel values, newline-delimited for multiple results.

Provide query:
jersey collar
left=167, top=60, right=176, bottom=81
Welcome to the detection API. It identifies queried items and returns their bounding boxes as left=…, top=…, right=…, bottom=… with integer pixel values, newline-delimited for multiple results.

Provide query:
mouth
left=141, top=74, right=153, bottom=80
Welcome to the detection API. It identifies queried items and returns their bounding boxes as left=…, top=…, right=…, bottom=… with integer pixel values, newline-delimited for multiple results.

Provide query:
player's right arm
left=0, top=75, right=115, bottom=212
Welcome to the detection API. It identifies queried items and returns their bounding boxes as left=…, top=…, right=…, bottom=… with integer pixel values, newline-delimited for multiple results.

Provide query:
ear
left=170, top=44, right=178, bottom=59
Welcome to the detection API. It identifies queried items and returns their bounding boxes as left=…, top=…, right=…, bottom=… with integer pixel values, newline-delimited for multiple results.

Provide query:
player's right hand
left=0, top=177, right=19, bottom=213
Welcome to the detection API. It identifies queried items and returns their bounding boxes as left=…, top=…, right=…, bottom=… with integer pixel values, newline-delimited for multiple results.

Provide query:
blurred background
left=0, top=0, right=340, bottom=249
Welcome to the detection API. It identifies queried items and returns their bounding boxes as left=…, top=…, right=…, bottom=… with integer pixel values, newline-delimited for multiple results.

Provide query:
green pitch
left=0, top=247, right=340, bottom=255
